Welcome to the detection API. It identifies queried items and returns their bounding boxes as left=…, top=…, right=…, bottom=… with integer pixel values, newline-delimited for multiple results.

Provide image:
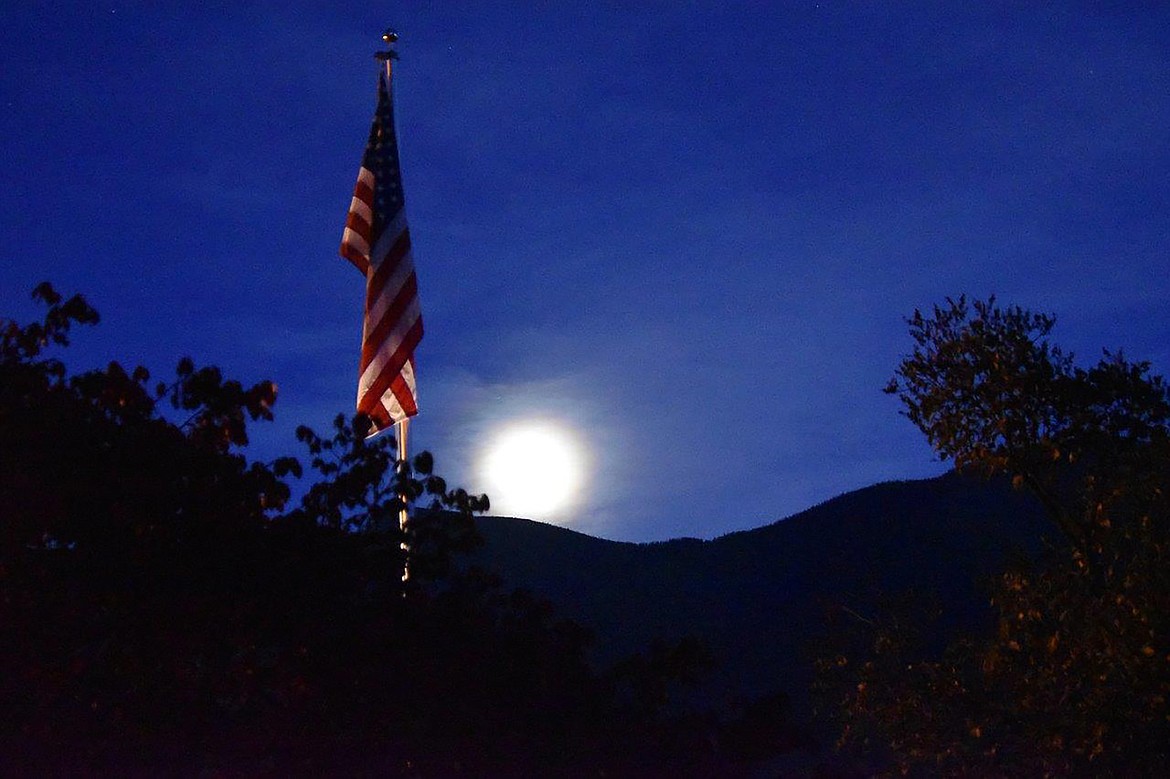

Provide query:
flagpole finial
left=375, top=28, right=400, bottom=61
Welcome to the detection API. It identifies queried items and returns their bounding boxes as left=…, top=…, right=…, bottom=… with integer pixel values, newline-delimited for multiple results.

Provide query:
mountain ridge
left=468, top=470, right=1052, bottom=720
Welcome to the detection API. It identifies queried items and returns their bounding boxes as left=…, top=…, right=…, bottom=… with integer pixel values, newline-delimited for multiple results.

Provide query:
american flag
left=340, top=62, right=423, bottom=435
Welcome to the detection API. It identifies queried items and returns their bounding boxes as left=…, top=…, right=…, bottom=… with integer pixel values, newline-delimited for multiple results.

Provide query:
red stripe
left=362, top=399, right=393, bottom=431
left=346, top=210, right=371, bottom=240
left=364, top=229, right=412, bottom=313
left=340, top=243, right=369, bottom=274
left=353, top=178, right=373, bottom=203
left=361, top=272, right=419, bottom=372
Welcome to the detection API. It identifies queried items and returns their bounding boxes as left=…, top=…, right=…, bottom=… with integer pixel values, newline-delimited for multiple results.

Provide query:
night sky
left=3, top=4, right=1168, bottom=541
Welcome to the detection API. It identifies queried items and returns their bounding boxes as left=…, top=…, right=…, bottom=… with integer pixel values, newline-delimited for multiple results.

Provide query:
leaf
left=413, top=450, right=434, bottom=475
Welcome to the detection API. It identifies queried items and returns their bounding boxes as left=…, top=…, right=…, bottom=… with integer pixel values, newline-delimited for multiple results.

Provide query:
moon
left=478, top=420, right=586, bottom=520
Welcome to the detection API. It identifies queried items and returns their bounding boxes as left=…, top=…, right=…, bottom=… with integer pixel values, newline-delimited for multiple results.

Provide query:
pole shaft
left=397, top=416, right=410, bottom=584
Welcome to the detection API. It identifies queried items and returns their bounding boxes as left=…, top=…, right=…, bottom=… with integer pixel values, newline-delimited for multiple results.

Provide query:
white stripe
left=358, top=298, right=421, bottom=393
left=380, top=387, right=406, bottom=423
left=399, top=358, right=417, bottom=395
left=342, top=228, right=369, bottom=258
left=356, top=167, right=374, bottom=188
left=348, top=194, right=372, bottom=226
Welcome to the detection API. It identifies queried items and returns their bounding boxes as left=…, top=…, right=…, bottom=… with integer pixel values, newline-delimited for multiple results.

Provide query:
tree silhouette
left=825, top=296, right=1170, bottom=775
left=885, top=295, right=1170, bottom=550
left=1, top=283, right=734, bottom=775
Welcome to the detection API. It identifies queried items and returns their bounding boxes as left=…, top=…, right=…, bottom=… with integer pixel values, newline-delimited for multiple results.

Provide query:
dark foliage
left=823, top=296, right=1170, bottom=775
left=0, top=284, right=740, bottom=775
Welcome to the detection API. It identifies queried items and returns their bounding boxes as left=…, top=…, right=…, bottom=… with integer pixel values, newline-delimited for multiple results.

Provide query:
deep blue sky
left=3, top=3, right=1168, bottom=541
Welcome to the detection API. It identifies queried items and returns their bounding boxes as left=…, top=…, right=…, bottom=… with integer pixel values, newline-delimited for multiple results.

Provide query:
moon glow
left=479, top=421, right=586, bottom=520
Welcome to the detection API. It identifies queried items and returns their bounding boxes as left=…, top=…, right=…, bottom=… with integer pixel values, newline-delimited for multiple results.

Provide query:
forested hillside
left=474, top=472, right=1049, bottom=716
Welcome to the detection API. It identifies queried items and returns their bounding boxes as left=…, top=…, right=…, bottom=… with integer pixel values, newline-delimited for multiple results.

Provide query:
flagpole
left=374, top=27, right=412, bottom=585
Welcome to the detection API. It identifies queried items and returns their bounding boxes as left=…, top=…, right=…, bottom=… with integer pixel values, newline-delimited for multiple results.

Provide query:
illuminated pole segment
left=397, top=415, right=410, bottom=584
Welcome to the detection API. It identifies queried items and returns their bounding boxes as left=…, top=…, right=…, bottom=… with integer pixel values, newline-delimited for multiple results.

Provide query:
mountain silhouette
left=470, top=470, right=1050, bottom=722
